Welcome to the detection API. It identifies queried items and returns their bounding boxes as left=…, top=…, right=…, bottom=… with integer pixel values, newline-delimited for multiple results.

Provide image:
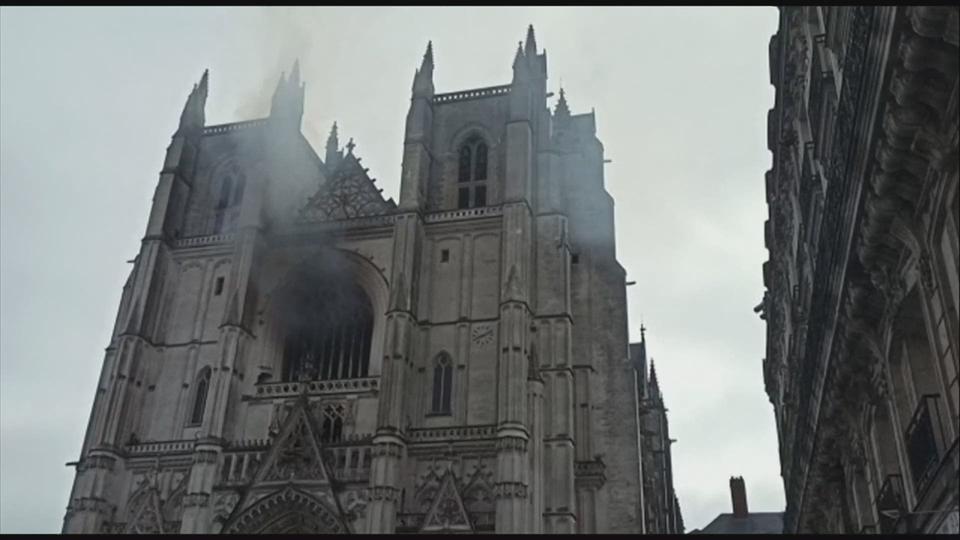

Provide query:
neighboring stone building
left=691, top=477, right=784, bottom=534
left=61, top=27, right=651, bottom=534
left=630, top=328, right=684, bottom=534
left=761, top=6, right=959, bottom=535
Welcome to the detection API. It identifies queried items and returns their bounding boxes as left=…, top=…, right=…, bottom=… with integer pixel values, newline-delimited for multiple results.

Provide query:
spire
left=325, top=121, right=341, bottom=168
left=638, top=322, right=647, bottom=365
left=197, top=69, right=209, bottom=100
left=326, top=121, right=339, bottom=150
left=512, top=41, right=526, bottom=70
left=554, top=86, right=571, bottom=118
left=412, top=41, right=435, bottom=97
left=270, top=62, right=304, bottom=127
left=524, top=24, right=537, bottom=57
left=649, top=358, right=659, bottom=388
left=421, top=41, right=434, bottom=73
left=289, top=59, right=301, bottom=88
left=177, top=69, right=209, bottom=134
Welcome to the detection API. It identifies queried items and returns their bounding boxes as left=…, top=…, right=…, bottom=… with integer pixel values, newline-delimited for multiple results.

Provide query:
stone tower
left=62, top=27, right=645, bottom=534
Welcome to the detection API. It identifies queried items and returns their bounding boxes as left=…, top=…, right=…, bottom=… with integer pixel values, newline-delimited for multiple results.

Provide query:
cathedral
left=61, top=26, right=669, bottom=534
left=762, top=6, right=958, bottom=535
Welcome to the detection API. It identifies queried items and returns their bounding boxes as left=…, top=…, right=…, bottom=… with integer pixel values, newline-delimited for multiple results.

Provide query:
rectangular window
left=474, top=185, right=486, bottom=207
left=458, top=188, right=470, bottom=209
left=571, top=254, right=580, bottom=264
left=441, top=249, right=450, bottom=263
left=214, top=277, right=225, bottom=295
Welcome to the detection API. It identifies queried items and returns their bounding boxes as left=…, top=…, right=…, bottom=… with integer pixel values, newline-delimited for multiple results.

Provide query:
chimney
left=730, top=476, right=749, bottom=518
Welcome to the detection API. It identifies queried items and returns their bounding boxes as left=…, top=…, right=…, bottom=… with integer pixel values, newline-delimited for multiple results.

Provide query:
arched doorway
left=223, top=487, right=348, bottom=534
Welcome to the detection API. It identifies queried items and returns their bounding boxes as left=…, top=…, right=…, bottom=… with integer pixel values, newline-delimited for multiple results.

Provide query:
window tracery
left=455, top=135, right=489, bottom=209
left=431, top=353, right=453, bottom=415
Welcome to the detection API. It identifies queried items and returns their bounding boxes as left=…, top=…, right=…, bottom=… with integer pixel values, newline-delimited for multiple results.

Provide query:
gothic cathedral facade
left=62, top=27, right=646, bottom=534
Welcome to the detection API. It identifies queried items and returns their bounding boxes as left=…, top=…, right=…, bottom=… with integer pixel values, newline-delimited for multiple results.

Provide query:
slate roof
left=691, top=512, right=784, bottom=534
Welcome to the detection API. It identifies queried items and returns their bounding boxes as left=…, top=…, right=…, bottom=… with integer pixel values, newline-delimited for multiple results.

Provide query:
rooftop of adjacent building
left=689, top=476, right=784, bottom=534
left=691, top=512, right=784, bottom=534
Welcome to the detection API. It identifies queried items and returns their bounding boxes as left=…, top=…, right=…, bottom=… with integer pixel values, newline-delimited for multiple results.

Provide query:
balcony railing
left=875, top=474, right=906, bottom=534
left=904, top=394, right=945, bottom=498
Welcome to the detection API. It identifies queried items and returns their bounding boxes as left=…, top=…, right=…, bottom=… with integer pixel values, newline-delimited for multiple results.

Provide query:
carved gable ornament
left=298, top=154, right=395, bottom=223
left=421, top=469, right=473, bottom=533
left=123, top=485, right=167, bottom=534
left=222, top=396, right=351, bottom=534
left=255, top=397, right=332, bottom=484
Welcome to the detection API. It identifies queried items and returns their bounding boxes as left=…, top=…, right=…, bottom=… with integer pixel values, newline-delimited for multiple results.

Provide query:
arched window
left=212, top=170, right=247, bottom=233
left=456, top=136, right=488, bottom=209
left=189, top=367, right=211, bottom=425
left=217, top=176, right=234, bottom=210
left=281, top=282, right=373, bottom=383
left=319, top=403, right=346, bottom=443
left=431, top=353, right=453, bottom=414
left=458, top=146, right=472, bottom=183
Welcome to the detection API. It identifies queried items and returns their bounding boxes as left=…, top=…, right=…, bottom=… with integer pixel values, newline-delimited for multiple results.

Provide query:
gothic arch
left=259, top=248, right=389, bottom=379
left=448, top=123, right=495, bottom=154
left=431, top=352, right=454, bottom=415
left=222, top=487, right=349, bottom=534
left=188, top=366, right=211, bottom=426
left=206, top=159, right=249, bottom=234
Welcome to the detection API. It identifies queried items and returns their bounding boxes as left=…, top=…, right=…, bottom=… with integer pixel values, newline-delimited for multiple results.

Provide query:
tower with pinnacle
left=62, top=26, right=646, bottom=534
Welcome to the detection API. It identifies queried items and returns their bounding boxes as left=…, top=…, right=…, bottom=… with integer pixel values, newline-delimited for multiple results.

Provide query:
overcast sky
left=0, top=6, right=782, bottom=533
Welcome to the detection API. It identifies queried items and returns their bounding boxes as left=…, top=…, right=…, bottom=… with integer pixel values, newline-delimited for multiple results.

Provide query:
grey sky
left=0, top=6, right=782, bottom=533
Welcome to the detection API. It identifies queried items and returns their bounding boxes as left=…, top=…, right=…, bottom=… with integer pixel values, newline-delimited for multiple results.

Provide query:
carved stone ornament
left=421, top=469, right=472, bottom=532
left=298, top=158, right=394, bottom=223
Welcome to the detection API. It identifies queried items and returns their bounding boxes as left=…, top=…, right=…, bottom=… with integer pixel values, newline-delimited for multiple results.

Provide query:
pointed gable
left=298, top=150, right=395, bottom=223
left=124, top=485, right=166, bottom=534
left=421, top=469, right=473, bottom=533
left=224, top=396, right=352, bottom=533
left=252, top=396, right=332, bottom=485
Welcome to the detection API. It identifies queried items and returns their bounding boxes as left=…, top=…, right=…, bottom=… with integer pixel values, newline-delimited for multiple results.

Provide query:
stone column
left=62, top=450, right=122, bottom=533
left=526, top=373, right=544, bottom=533
left=367, top=213, right=422, bottom=533
left=179, top=442, right=221, bottom=533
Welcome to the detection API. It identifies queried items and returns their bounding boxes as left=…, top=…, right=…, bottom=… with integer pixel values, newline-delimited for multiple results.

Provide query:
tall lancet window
left=431, top=353, right=453, bottom=414
left=212, top=169, right=247, bottom=233
left=189, top=367, right=211, bottom=425
left=281, top=282, right=373, bottom=383
left=456, top=135, right=488, bottom=209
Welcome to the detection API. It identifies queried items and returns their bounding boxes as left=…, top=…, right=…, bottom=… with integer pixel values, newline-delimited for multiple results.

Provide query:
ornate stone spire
left=270, top=60, right=305, bottom=126
left=524, top=24, right=537, bottom=57
left=412, top=41, right=435, bottom=97
left=177, top=69, right=209, bottom=133
left=421, top=40, right=434, bottom=74
left=512, top=40, right=525, bottom=71
left=554, top=87, right=571, bottom=118
left=325, top=121, right=341, bottom=167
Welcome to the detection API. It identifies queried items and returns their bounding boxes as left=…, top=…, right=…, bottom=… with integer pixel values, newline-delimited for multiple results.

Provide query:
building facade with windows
left=61, top=27, right=651, bottom=534
left=762, top=6, right=959, bottom=534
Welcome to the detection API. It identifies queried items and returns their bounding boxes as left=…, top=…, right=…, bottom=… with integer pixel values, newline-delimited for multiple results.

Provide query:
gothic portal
left=62, top=26, right=647, bottom=534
